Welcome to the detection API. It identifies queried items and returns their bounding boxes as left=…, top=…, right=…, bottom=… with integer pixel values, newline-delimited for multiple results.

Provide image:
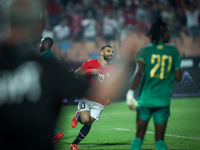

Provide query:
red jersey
left=79, top=58, right=115, bottom=104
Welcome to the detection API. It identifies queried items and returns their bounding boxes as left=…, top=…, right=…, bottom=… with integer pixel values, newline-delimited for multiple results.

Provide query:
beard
left=104, top=55, right=112, bottom=62
left=39, top=45, right=45, bottom=53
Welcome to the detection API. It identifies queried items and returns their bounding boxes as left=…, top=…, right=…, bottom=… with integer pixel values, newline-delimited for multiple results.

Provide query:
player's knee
left=81, top=116, right=90, bottom=124
left=87, top=117, right=95, bottom=126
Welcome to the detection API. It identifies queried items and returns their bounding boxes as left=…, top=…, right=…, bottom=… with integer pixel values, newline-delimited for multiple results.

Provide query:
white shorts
left=78, top=98, right=104, bottom=121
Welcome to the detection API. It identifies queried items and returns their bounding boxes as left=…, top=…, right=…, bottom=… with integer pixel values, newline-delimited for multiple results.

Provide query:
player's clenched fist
left=126, top=89, right=138, bottom=110
left=91, top=69, right=101, bottom=74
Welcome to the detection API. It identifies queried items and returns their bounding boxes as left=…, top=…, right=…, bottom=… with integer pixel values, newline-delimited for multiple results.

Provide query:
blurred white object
left=126, top=89, right=138, bottom=108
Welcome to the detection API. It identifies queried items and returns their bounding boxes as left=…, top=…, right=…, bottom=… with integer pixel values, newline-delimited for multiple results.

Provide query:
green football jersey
left=40, top=50, right=55, bottom=60
left=135, top=42, right=181, bottom=107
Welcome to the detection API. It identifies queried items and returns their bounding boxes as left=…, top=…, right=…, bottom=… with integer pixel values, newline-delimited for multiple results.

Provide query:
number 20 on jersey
left=150, top=54, right=172, bottom=79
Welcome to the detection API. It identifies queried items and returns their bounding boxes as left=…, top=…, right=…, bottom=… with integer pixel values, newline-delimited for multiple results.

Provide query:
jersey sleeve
left=173, top=47, right=181, bottom=70
left=80, top=60, right=92, bottom=69
left=135, top=47, right=146, bottom=63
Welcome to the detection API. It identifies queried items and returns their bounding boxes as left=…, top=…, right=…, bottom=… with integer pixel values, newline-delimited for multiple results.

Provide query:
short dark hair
left=100, top=45, right=112, bottom=51
left=146, top=17, right=168, bottom=44
left=45, top=37, right=53, bottom=48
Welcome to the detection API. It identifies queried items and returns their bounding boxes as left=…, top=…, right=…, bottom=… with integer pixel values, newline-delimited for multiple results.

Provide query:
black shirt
left=0, top=42, right=88, bottom=150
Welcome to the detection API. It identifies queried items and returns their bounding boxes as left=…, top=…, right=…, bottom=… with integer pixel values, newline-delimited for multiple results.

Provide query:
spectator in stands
left=180, top=0, right=200, bottom=41
left=45, top=0, right=62, bottom=26
left=82, top=0, right=93, bottom=6
left=101, top=0, right=114, bottom=15
left=53, top=18, right=71, bottom=53
left=83, top=1, right=96, bottom=18
left=59, top=4, right=71, bottom=23
left=121, top=0, right=135, bottom=8
left=42, top=23, right=54, bottom=40
left=151, top=3, right=161, bottom=23
left=70, top=7, right=83, bottom=41
left=115, top=9, right=125, bottom=37
left=39, top=0, right=200, bottom=60
left=81, top=11, right=97, bottom=43
left=135, top=16, right=149, bottom=34
left=157, top=0, right=166, bottom=4
left=169, top=9, right=184, bottom=43
left=123, top=5, right=137, bottom=29
left=65, top=0, right=73, bottom=14
left=161, top=5, right=175, bottom=23
left=135, top=1, right=149, bottom=24
left=102, top=12, right=118, bottom=43
left=94, top=4, right=104, bottom=20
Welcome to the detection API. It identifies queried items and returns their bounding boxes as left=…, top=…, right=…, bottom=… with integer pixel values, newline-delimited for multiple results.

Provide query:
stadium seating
left=53, top=32, right=200, bottom=62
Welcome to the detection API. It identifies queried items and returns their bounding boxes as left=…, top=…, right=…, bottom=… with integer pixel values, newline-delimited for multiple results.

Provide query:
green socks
left=54, top=126, right=59, bottom=135
left=156, top=140, right=168, bottom=150
left=130, top=138, right=167, bottom=150
left=130, top=137, right=143, bottom=150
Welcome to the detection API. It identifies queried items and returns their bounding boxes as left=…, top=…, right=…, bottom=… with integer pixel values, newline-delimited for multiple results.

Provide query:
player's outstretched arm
left=74, top=68, right=86, bottom=76
left=126, top=60, right=144, bottom=110
left=74, top=68, right=101, bottom=76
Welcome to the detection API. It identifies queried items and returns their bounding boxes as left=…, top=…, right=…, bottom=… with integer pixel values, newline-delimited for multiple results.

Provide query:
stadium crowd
left=1, top=0, right=200, bottom=61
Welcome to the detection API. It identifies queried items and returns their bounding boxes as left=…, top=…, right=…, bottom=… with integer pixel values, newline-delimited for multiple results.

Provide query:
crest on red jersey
left=106, top=72, right=110, bottom=77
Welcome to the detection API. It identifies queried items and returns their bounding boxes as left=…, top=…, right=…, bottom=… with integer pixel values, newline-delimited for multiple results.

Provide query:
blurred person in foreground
left=39, top=37, right=64, bottom=144
left=70, top=45, right=114, bottom=150
left=126, top=17, right=182, bottom=150
left=0, top=0, right=90, bottom=150
left=0, top=1, right=133, bottom=150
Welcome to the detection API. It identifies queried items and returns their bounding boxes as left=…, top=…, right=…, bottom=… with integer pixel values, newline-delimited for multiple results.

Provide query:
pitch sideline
left=114, top=128, right=200, bottom=140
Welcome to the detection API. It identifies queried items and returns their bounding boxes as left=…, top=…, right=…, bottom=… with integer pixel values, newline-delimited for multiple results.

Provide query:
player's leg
left=70, top=99, right=94, bottom=150
left=136, top=113, right=149, bottom=139
left=80, top=110, right=92, bottom=124
left=71, top=114, right=95, bottom=145
left=130, top=114, right=148, bottom=150
left=153, top=106, right=170, bottom=150
left=130, top=106, right=152, bottom=150
left=71, top=101, right=104, bottom=149
left=71, top=99, right=90, bottom=128
left=154, top=121, right=168, bottom=150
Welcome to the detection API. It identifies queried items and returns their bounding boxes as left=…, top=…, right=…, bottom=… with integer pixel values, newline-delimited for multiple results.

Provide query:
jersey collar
left=97, top=58, right=108, bottom=67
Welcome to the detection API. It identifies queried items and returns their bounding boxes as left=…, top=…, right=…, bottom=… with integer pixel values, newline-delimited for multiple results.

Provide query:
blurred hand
left=126, top=89, right=138, bottom=111
left=104, top=99, right=110, bottom=105
left=91, top=69, right=101, bottom=75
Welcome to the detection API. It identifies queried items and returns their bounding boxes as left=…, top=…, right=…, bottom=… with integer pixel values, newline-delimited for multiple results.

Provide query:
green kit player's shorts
left=137, top=106, right=170, bottom=124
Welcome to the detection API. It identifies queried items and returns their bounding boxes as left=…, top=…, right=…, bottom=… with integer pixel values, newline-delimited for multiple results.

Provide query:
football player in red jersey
left=70, top=45, right=114, bottom=150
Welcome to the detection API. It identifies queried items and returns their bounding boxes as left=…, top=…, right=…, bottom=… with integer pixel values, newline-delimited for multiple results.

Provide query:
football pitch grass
left=54, top=97, right=200, bottom=150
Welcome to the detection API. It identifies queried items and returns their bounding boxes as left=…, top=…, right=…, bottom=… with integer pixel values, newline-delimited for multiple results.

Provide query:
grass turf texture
left=54, top=97, right=200, bottom=150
